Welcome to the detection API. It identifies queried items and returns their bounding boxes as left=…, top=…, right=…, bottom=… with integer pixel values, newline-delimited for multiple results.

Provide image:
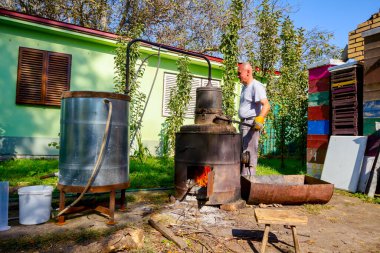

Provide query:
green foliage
left=47, top=133, right=60, bottom=150
left=303, top=28, right=342, bottom=66
left=219, top=0, right=242, bottom=117
left=164, top=56, right=192, bottom=156
left=113, top=24, right=150, bottom=159
left=271, top=17, right=308, bottom=159
left=133, top=133, right=151, bottom=163
left=251, top=0, right=281, bottom=91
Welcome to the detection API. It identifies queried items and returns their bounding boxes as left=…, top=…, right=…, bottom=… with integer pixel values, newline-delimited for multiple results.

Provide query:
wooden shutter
left=16, top=48, right=44, bottom=104
left=16, top=47, right=71, bottom=106
left=46, top=52, right=71, bottom=106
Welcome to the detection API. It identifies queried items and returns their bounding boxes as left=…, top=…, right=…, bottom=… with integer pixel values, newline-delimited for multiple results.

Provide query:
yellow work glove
left=254, top=116, right=265, bottom=131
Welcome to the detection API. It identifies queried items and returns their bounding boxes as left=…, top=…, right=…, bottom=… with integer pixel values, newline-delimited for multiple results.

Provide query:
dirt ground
left=1, top=190, right=379, bottom=253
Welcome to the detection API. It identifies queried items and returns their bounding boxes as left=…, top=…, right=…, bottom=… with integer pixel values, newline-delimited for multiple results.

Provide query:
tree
left=272, top=16, right=308, bottom=165
left=219, top=0, right=243, bottom=117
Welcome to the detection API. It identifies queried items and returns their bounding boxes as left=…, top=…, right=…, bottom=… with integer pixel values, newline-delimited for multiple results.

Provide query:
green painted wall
left=0, top=16, right=224, bottom=157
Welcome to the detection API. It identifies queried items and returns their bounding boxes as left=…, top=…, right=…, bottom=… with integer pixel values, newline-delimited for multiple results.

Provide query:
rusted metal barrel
left=241, top=175, right=334, bottom=205
left=194, top=86, right=223, bottom=124
left=58, top=91, right=130, bottom=188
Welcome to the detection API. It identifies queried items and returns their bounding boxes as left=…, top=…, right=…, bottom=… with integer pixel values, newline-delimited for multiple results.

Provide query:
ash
left=164, top=196, right=233, bottom=227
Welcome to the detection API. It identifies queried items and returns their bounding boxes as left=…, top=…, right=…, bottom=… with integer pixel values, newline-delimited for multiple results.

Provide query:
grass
left=257, top=157, right=305, bottom=175
left=334, top=189, right=380, bottom=204
left=302, top=204, right=334, bottom=215
left=0, top=156, right=303, bottom=189
left=0, top=159, right=58, bottom=187
left=0, top=223, right=130, bottom=252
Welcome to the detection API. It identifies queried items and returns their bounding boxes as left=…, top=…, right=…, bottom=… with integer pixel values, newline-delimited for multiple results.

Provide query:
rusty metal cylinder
left=195, top=86, right=223, bottom=124
left=58, top=91, right=130, bottom=187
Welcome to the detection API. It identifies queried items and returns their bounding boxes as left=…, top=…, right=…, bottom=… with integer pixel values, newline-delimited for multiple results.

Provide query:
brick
left=349, top=33, right=362, bottom=40
left=348, top=39, right=356, bottom=45
left=358, top=20, right=373, bottom=28
left=349, top=51, right=363, bottom=58
left=357, top=25, right=372, bottom=33
left=350, top=42, right=364, bottom=48
left=371, top=22, right=380, bottom=29
left=349, top=31, right=356, bottom=36
left=373, top=17, right=380, bottom=23
left=348, top=48, right=355, bottom=54
left=356, top=37, right=364, bottom=43
left=356, top=55, right=364, bottom=61
left=356, top=46, right=364, bottom=51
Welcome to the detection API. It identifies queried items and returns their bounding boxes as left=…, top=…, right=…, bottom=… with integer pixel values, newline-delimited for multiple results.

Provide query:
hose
left=130, top=47, right=162, bottom=148
left=56, top=99, right=113, bottom=217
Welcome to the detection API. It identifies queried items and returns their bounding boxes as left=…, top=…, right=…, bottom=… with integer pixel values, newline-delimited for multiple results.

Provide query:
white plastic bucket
left=18, top=185, right=54, bottom=225
left=0, top=181, right=11, bottom=231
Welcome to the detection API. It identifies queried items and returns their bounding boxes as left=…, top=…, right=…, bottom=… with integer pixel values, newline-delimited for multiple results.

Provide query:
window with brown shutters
left=16, top=47, right=71, bottom=106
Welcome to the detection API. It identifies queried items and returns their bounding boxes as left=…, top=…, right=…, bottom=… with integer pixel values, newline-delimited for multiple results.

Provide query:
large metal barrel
left=58, top=91, right=130, bottom=187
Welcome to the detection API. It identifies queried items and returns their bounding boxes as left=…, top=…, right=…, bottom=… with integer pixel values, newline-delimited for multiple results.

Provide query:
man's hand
left=254, top=116, right=265, bottom=131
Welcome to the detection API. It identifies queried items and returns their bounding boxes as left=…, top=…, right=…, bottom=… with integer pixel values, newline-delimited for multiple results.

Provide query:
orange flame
left=194, top=166, right=211, bottom=187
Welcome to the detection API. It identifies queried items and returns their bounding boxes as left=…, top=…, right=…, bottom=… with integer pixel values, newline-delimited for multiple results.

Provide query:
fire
left=194, top=166, right=211, bottom=187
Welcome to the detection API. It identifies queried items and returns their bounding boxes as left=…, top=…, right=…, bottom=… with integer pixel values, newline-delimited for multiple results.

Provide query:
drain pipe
left=55, top=99, right=113, bottom=218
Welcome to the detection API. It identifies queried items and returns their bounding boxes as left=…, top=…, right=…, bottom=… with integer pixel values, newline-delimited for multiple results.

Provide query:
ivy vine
left=219, top=0, right=242, bottom=118
left=164, top=56, right=192, bottom=156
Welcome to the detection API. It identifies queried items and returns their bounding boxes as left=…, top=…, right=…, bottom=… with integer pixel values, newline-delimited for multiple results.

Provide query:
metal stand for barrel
left=56, top=182, right=129, bottom=225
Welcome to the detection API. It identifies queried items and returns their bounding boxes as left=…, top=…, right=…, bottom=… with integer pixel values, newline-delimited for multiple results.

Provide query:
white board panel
left=321, top=136, right=367, bottom=192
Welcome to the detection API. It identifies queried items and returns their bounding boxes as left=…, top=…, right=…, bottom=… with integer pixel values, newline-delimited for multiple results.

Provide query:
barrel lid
left=62, top=91, right=131, bottom=101
left=196, top=86, right=222, bottom=92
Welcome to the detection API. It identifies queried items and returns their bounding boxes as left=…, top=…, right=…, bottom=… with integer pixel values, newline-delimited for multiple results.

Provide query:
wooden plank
left=363, top=117, right=380, bottom=135
left=308, top=106, right=329, bottom=120
left=307, top=162, right=324, bottom=178
left=148, top=218, right=187, bottom=250
left=364, top=90, right=380, bottom=102
left=306, top=148, right=327, bottom=163
left=254, top=209, right=308, bottom=226
left=308, top=120, right=330, bottom=135
left=309, top=77, right=330, bottom=93
left=308, top=91, right=330, bottom=106
left=307, top=134, right=329, bottom=148
left=364, top=100, right=380, bottom=118
left=331, top=80, right=356, bottom=88
left=309, top=65, right=333, bottom=80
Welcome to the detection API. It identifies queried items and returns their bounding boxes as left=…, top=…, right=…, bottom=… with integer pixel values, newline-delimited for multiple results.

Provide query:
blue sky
left=287, top=0, right=380, bottom=49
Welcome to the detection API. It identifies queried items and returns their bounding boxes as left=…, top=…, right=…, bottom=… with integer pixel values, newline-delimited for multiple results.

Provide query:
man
left=238, top=62, right=270, bottom=175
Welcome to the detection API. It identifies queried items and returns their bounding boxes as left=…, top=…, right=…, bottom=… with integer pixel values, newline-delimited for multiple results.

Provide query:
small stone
left=259, top=203, right=268, bottom=208
left=169, top=195, right=176, bottom=203
left=220, top=200, right=246, bottom=211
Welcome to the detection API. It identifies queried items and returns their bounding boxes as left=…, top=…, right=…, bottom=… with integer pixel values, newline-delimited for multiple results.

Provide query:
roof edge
left=0, top=7, right=224, bottom=63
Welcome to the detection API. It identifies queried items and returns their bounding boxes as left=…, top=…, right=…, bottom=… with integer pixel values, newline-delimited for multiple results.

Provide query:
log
left=148, top=218, right=188, bottom=250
